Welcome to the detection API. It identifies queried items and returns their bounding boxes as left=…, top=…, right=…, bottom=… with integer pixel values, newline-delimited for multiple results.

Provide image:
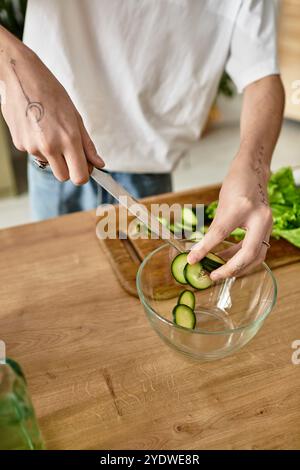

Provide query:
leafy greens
left=206, top=167, right=300, bottom=248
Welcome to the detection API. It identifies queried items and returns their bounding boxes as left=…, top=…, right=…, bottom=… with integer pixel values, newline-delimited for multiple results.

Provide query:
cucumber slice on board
left=184, top=263, right=212, bottom=290
left=157, top=216, right=168, bottom=226
left=202, top=252, right=225, bottom=273
left=188, top=231, right=204, bottom=241
left=171, top=253, right=188, bottom=284
left=173, top=304, right=196, bottom=329
left=177, top=290, right=196, bottom=310
left=169, top=223, right=183, bottom=234
left=174, top=221, right=193, bottom=230
left=182, top=207, right=198, bottom=227
left=169, top=222, right=194, bottom=236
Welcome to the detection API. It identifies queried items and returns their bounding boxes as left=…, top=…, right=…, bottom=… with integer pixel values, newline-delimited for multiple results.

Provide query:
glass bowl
left=136, top=241, right=277, bottom=361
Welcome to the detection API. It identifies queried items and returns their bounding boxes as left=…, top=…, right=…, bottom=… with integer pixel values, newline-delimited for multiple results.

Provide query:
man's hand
left=187, top=75, right=285, bottom=279
left=187, top=157, right=273, bottom=280
left=0, top=26, right=104, bottom=184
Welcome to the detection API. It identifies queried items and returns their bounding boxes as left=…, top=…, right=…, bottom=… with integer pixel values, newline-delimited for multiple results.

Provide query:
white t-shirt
left=23, top=0, right=279, bottom=173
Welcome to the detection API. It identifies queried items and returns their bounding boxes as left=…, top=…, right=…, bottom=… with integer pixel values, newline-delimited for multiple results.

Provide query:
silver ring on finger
left=262, top=240, right=271, bottom=249
left=33, top=158, right=49, bottom=170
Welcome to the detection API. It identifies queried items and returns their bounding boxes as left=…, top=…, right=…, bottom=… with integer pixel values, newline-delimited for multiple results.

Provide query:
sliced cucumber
left=133, top=222, right=150, bottom=235
left=157, top=216, right=168, bottom=226
left=188, top=231, right=204, bottom=242
left=169, top=223, right=175, bottom=233
left=177, top=290, right=196, bottom=310
left=184, top=262, right=212, bottom=290
left=173, top=221, right=194, bottom=232
left=202, top=252, right=225, bottom=273
left=171, top=253, right=188, bottom=284
left=173, top=304, right=196, bottom=330
left=169, top=223, right=182, bottom=234
left=132, top=216, right=170, bottom=238
left=182, top=207, right=198, bottom=228
left=206, top=252, right=225, bottom=264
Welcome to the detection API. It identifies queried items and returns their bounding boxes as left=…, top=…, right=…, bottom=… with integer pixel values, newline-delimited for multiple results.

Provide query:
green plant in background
left=0, top=0, right=27, bottom=39
left=218, top=71, right=236, bottom=98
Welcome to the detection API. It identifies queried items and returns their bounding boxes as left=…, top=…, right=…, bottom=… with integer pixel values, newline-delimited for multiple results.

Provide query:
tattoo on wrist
left=10, top=58, right=44, bottom=124
left=253, top=145, right=268, bottom=206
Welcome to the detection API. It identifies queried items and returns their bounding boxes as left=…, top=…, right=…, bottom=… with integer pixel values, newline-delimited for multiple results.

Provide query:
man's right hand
left=0, top=26, right=104, bottom=184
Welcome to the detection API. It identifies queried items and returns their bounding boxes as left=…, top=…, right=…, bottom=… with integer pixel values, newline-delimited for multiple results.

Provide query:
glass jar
left=0, top=359, right=44, bottom=450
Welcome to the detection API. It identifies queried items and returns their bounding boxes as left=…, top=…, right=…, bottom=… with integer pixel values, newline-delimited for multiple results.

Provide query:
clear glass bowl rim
left=136, top=243, right=278, bottom=336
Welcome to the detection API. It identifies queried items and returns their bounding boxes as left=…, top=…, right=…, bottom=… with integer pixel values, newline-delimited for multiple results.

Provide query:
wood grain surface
left=96, top=184, right=300, bottom=296
left=0, top=211, right=300, bottom=449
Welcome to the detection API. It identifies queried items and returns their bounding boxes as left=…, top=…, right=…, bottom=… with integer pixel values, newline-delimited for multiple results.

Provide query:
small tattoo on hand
left=10, top=58, right=45, bottom=124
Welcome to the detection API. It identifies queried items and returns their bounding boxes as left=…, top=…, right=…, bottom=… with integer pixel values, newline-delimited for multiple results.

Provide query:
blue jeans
left=28, top=156, right=172, bottom=221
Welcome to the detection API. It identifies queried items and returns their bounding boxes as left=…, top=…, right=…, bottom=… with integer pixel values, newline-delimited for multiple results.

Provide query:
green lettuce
left=205, top=200, right=218, bottom=220
left=268, top=167, right=300, bottom=207
left=272, top=228, right=300, bottom=248
left=206, top=167, right=300, bottom=248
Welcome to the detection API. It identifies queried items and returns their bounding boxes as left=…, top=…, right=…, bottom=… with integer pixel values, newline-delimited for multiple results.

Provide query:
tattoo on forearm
left=10, top=58, right=44, bottom=124
left=253, top=145, right=268, bottom=206
left=257, top=181, right=268, bottom=206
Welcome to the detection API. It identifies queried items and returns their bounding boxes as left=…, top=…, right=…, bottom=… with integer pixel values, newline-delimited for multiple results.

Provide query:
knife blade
left=91, top=168, right=184, bottom=252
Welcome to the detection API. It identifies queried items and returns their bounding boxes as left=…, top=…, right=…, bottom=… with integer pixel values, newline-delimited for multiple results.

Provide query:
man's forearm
left=236, top=75, right=285, bottom=180
left=189, top=75, right=284, bottom=273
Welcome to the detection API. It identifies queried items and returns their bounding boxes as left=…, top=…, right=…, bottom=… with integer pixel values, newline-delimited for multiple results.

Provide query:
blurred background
left=0, top=0, right=299, bottom=229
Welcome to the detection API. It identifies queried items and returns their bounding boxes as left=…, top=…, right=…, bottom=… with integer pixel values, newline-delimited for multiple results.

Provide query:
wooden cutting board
left=96, top=184, right=300, bottom=296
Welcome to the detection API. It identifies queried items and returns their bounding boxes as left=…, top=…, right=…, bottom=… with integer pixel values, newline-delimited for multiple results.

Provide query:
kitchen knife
left=91, top=167, right=184, bottom=252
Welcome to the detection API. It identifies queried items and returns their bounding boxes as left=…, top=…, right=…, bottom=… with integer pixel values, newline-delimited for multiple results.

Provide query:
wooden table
left=0, top=211, right=300, bottom=450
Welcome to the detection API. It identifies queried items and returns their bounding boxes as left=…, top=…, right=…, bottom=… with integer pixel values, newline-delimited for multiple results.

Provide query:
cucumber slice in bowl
left=177, top=290, right=195, bottom=310
left=206, top=252, right=225, bottom=264
left=171, top=253, right=188, bottom=284
left=173, top=304, right=196, bottom=330
left=184, top=262, right=212, bottom=290
left=201, top=252, right=225, bottom=273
